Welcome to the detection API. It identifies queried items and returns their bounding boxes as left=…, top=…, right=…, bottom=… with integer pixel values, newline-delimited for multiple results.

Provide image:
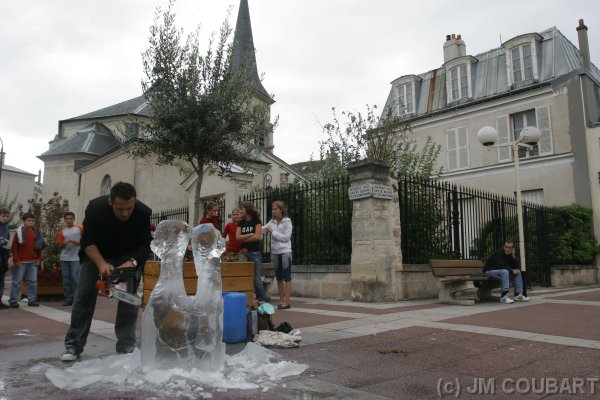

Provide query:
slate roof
left=383, top=27, right=600, bottom=119
left=64, top=95, right=150, bottom=121
left=39, top=122, right=120, bottom=159
left=1, top=165, right=36, bottom=176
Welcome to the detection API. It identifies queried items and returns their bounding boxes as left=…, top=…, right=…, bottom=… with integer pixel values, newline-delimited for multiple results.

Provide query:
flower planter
left=142, top=260, right=254, bottom=306
left=21, top=281, right=64, bottom=298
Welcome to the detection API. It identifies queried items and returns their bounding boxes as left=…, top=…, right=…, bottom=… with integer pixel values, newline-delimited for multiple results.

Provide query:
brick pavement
left=1, top=284, right=599, bottom=399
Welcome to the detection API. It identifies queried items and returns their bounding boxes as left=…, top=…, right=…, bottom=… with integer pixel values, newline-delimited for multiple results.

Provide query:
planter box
left=21, top=281, right=64, bottom=298
left=143, top=261, right=254, bottom=306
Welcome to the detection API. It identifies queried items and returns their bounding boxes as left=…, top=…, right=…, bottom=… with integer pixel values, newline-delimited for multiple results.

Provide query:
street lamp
left=477, top=125, right=541, bottom=277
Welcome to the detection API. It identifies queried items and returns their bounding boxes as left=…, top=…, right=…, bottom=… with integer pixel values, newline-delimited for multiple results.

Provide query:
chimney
left=443, top=34, right=467, bottom=63
left=577, top=19, right=592, bottom=71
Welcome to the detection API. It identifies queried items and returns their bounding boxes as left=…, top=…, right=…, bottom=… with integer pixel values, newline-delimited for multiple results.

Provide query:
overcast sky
left=1, top=0, right=599, bottom=179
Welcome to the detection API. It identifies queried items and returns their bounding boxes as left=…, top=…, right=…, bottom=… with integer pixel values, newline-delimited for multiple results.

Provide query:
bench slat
left=430, top=259, right=483, bottom=268
left=431, top=267, right=484, bottom=276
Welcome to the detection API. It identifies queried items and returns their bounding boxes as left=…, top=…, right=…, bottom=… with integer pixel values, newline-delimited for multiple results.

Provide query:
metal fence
left=241, top=177, right=352, bottom=265
left=150, top=206, right=189, bottom=227
left=398, top=175, right=560, bottom=286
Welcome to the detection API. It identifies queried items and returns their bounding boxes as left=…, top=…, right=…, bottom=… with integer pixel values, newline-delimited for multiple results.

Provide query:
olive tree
left=124, top=1, right=272, bottom=222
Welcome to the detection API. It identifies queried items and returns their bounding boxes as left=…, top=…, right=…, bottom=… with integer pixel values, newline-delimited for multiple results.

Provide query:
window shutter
left=536, top=105, right=552, bottom=155
left=447, top=128, right=458, bottom=171
left=458, top=127, right=469, bottom=169
left=496, top=115, right=511, bottom=162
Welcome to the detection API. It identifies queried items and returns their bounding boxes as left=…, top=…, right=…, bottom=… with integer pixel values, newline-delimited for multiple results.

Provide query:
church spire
left=232, top=0, right=273, bottom=103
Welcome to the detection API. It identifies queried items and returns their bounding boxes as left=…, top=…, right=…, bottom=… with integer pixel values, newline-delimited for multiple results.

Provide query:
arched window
left=100, top=175, right=111, bottom=196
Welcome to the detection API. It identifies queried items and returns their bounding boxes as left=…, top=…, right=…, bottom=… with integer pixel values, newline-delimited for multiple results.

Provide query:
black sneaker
left=9, top=301, right=19, bottom=308
left=28, top=301, right=40, bottom=307
left=0, top=303, right=8, bottom=309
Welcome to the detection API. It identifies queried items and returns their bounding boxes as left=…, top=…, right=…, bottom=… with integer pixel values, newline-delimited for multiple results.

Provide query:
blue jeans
left=61, top=260, right=81, bottom=302
left=486, top=269, right=524, bottom=295
left=246, top=251, right=269, bottom=301
left=10, top=261, right=38, bottom=302
left=0, top=253, right=8, bottom=301
left=272, top=253, right=292, bottom=282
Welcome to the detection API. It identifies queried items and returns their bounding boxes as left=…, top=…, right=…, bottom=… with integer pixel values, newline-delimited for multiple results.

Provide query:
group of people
left=200, top=199, right=294, bottom=310
left=1, top=179, right=529, bottom=364
left=1, top=182, right=295, bottom=362
left=0, top=209, right=82, bottom=310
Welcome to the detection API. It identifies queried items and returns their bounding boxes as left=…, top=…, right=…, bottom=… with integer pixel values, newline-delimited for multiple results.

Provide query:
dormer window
left=391, top=75, right=420, bottom=117
left=511, top=44, right=533, bottom=83
left=397, top=82, right=414, bottom=115
left=444, top=56, right=475, bottom=104
left=503, top=33, right=541, bottom=87
left=450, top=65, right=468, bottom=101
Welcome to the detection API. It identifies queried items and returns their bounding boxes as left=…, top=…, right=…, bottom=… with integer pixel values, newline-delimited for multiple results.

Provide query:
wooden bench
left=143, top=260, right=255, bottom=306
left=430, top=259, right=500, bottom=305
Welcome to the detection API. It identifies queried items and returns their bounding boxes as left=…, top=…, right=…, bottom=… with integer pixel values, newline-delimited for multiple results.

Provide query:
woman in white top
left=263, top=201, right=293, bottom=309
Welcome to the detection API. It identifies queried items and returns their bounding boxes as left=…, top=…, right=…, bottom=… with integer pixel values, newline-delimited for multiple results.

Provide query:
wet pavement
left=1, top=282, right=600, bottom=399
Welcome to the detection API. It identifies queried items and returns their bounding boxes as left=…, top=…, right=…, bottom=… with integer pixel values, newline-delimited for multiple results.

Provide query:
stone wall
left=396, top=264, right=439, bottom=300
left=551, top=265, right=598, bottom=287
left=263, top=263, right=351, bottom=300
left=261, top=262, right=443, bottom=301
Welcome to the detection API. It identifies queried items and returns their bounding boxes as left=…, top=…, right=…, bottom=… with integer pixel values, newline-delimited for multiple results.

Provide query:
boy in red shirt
left=9, top=212, right=44, bottom=307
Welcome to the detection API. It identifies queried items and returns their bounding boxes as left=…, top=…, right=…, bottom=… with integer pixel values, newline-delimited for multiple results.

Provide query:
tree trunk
left=193, top=167, right=204, bottom=225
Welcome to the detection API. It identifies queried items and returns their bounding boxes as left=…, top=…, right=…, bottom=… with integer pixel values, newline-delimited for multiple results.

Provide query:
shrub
left=547, top=205, right=600, bottom=264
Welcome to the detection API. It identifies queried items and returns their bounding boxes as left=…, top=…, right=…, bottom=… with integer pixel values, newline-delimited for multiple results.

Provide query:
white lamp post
left=477, top=125, right=541, bottom=273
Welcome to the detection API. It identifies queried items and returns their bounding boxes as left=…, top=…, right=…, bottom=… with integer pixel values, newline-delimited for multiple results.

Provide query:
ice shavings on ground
left=43, top=343, right=307, bottom=396
left=13, top=329, right=39, bottom=337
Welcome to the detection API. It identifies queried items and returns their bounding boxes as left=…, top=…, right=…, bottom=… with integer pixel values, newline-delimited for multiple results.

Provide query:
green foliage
left=475, top=204, right=599, bottom=265
left=0, top=191, right=23, bottom=229
left=244, top=177, right=352, bottom=265
left=399, top=176, right=453, bottom=263
left=28, top=192, right=69, bottom=282
left=124, top=1, right=273, bottom=223
left=547, top=205, right=600, bottom=264
left=475, top=213, right=518, bottom=263
left=318, top=105, right=441, bottom=179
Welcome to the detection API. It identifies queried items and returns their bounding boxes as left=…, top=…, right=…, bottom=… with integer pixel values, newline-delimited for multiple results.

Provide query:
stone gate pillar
left=347, top=160, right=400, bottom=302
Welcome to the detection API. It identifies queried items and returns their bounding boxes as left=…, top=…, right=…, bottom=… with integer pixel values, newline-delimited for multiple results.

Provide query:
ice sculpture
left=187, top=223, right=226, bottom=371
left=141, top=220, right=190, bottom=371
left=141, top=221, right=226, bottom=372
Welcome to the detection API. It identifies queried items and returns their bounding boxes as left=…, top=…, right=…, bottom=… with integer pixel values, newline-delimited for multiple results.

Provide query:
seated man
left=484, top=240, right=530, bottom=304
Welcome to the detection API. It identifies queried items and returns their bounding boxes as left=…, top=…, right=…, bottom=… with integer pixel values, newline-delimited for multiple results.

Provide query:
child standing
left=222, top=208, right=241, bottom=254
left=200, top=201, right=220, bottom=230
left=56, top=212, right=83, bottom=306
left=263, top=201, right=293, bottom=309
left=236, top=201, right=270, bottom=302
left=10, top=212, right=44, bottom=307
left=0, top=208, right=11, bottom=309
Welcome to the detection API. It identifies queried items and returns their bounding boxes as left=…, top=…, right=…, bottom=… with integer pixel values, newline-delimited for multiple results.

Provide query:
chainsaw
left=96, top=267, right=142, bottom=307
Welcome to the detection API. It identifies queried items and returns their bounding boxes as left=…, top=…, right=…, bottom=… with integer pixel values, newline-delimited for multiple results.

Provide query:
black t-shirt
left=79, top=195, right=152, bottom=266
left=238, top=217, right=262, bottom=252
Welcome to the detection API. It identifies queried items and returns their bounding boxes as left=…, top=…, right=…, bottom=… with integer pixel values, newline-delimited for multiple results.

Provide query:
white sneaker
left=514, top=294, right=530, bottom=302
left=60, top=349, right=80, bottom=362
left=500, top=296, right=514, bottom=304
